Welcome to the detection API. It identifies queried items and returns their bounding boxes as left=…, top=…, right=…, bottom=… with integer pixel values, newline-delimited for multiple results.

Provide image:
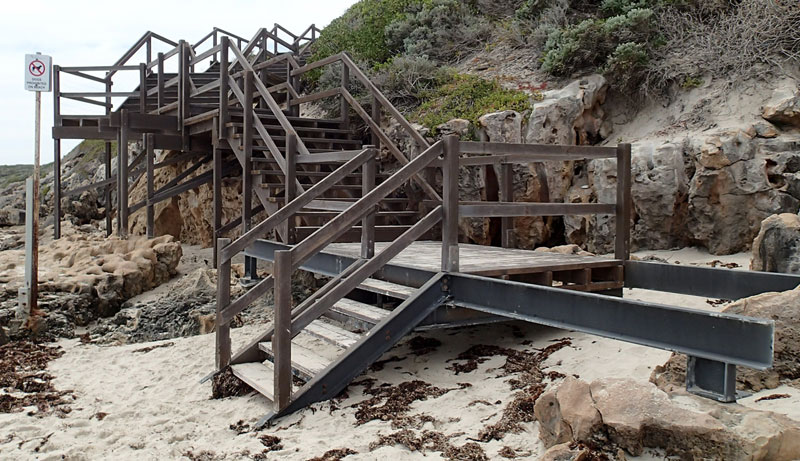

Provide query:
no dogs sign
left=25, top=54, right=52, bottom=92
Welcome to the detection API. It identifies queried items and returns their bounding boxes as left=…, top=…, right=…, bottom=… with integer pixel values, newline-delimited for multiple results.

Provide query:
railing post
left=442, top=135, right=460, bottom=272
left=501, top=162, right=514, bottom=248
left=53, top=66, right=61, bottom=240
left=146, top=133, right=155, bottom=239
left=179, top=40, right=190, bottom=146
left=283, top=134, right=298, bottom=244
left=139, top=63, right=147, bottom=114
left=216, top=237, right=232, bottom=370
left=105, top=79, right=113, bottom=237
left=157, top=52, right=165, bottom=110
left=286, top=59, right=298, bottom=117
left=340, top=62, right=350, bottom=127
left=615, top=143, right=632, bottom=261
left=218, top=37, right=229, bottom=141
left=242, top=70, right=258, bottom=282
left=146, top=36, right=152, bottom=71
left=118, top=109, right=129, bottom=238
left=212, top=30, right=218, bottom=64
left=361, top=146, right=376, bottom=259
left=212, top=119, right=222, bottom=269
left=273, top=250, right=293, bottom=411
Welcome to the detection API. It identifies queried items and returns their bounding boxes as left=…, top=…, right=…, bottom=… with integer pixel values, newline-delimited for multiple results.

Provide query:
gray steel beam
left=448, top=273, right=773, bottom=370
left=625, top=260, right=800, bottom=300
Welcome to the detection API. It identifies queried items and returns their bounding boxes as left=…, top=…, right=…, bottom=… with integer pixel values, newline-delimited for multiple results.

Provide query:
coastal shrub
left=372, top=55, right=454, bottom=110
left=413, top=74, right=536, bottom=135
left=385, top=0, right=492, bottom=63
left=541, top=7, right=655, bottom=82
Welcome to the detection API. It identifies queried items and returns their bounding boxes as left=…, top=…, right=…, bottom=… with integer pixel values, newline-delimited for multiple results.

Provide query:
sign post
left=18, top=52, right=52, bottom=330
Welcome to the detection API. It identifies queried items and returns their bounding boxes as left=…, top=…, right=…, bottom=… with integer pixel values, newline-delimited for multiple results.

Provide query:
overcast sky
left=0, top=0, right=356, bottom=166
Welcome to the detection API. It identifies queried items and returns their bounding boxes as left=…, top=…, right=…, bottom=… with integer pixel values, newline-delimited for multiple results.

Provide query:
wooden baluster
left=243, top=70, right=257, bottom=281
left=218, top=37, right=229, bottom=141
left=105, top=79, right=113, bottom=236
left=341, top=62, right=349, bottom=127
left=361, top=146, right=376, bottom=259
left=441, top=135, right=459, bottom=272
left=284, top=134, right=297, bottom=244
left=216, top=238, right=232, bottom=369
left=139, top=63, right=147, bottom=114
left=53, top=66, right=61, bottom=240
left=615, top=143, right=632, bottom=261
left=273, top=250, right=292, bottom=410
left=146, top=133, right=155, bottom=239
left=118, top=109, right=129, bottom=238
left=157, top=52, right=165, bottom=110
left=501, top=162, right=514, bottom=248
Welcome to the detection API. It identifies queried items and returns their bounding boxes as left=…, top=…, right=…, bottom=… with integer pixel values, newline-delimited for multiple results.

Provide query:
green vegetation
left=414, top=74, right=538, bottom=136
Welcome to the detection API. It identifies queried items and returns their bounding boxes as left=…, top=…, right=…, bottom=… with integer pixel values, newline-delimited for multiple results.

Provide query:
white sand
left=1, top=248, right=796, bottom=460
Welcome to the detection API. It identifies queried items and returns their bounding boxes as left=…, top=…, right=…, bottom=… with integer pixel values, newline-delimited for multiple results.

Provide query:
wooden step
left=303, top=319, right=362, bottom=349
left=258, top=341, right=334, bottom=381
left=230, top=362, right=279, bottom=401
left=294, top=225, right=415, bottom=243
left=358, top=278, right=416, bottom=299
left=331, top=298, right=391, bottom=325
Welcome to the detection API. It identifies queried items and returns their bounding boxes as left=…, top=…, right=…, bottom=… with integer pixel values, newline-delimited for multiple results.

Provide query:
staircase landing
left=324, top=241, right=624, bottom=293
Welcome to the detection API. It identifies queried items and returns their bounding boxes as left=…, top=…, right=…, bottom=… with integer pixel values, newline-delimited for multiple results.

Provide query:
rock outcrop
left=535, top=377, right=800, bottom=460
left=763, top=83, right=800, bottom=128
left=751, top=213, right=800, bottom=274
left=0, top=222, right=182, bottom=339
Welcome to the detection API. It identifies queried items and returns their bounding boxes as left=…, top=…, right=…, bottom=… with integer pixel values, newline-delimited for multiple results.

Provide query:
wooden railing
left=287, top=52, right=441, bottom=201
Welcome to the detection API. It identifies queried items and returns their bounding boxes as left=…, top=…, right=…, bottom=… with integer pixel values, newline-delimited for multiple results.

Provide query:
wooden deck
left=325, top=241, right=625, bottom=292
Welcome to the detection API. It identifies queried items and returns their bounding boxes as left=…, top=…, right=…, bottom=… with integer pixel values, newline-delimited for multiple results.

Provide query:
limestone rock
left=0, top=208, right=24, bottom=227
left=536, top=377, right=800, bottom=460
left=479, top=110, right=523, bottom=143
left=436, top=118, right=473, bottom=138
left=751, top=213, right=800, bottom=274
left=763, top=83, right=800, bottom=128
left=688, top=131, right=799, bottom=254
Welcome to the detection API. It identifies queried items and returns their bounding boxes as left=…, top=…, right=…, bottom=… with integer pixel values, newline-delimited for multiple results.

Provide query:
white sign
left=25, top=54, right=52, bottom=92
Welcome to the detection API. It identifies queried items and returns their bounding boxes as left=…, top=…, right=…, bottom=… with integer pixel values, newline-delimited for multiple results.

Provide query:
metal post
left=118, top=109, right=129, bottom=237
left=242, top=70, right=257, bottom=282
left=615, top=143, right=632, bottom=261
left=273, top=250, right=292, bottom=411
left=361, top=146, right=376, bottom=259
left=442, top=135, right=459, bottom=272
left=284, top=134, right=297, bottom=244
left=145, top=133, right=155, bottom=238
left=105, top=78, right=113, bottom=236
left=53, top=66, right=61, bottom=240
left=219, top=37, right=229, bottom=141
left=216, top=237, right=232, bottom=369
left=28, top=83, right=42, bottom=317
left=501, top=162, right=514, bottom=248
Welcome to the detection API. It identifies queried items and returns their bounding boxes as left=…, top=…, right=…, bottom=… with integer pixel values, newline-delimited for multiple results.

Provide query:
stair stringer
left=259, top=272, right=449, bottom=425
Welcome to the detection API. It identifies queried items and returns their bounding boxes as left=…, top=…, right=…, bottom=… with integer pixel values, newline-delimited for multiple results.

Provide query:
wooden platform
left=325, top=241, right=624, bottom=292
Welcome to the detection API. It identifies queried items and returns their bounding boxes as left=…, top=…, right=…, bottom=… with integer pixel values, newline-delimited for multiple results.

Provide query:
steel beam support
left=624, top=260, right=800, bottom=299
left=104, top=140, right=112, bottom=236
left=686, top=356, right=739, bottom=402
left=447, top=273, right=773, bottom=370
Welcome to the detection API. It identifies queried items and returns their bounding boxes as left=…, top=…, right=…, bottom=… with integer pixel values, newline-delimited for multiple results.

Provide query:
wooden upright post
left=212, top=120, right=222, bottom=269
left=118, top=109, right=129, bottom=237
left=442, top=135, right=459, bottom=272
left=139, top=63, right=147, bottom=113
left=242, top=70, right=257, bottom=281
left=340, top=62, right=350, bottom=127
left=216, top=238, right=232, bottom=369
left=218, top=37, right=229, bottom=141
left=157, top=52, right=165, bottom=109
left=615, top=143, right=632, bottom=261
left=283, top=134, right=297, bottom=244
left=273, top=250, right=292, bottom=410
left=361, top=146, right=376, bottom=259
left=53, top=65, right=61, bottom=240
left=501, top=162, right=514, bottom=248
left=145, top=133, right=155, bottom=239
